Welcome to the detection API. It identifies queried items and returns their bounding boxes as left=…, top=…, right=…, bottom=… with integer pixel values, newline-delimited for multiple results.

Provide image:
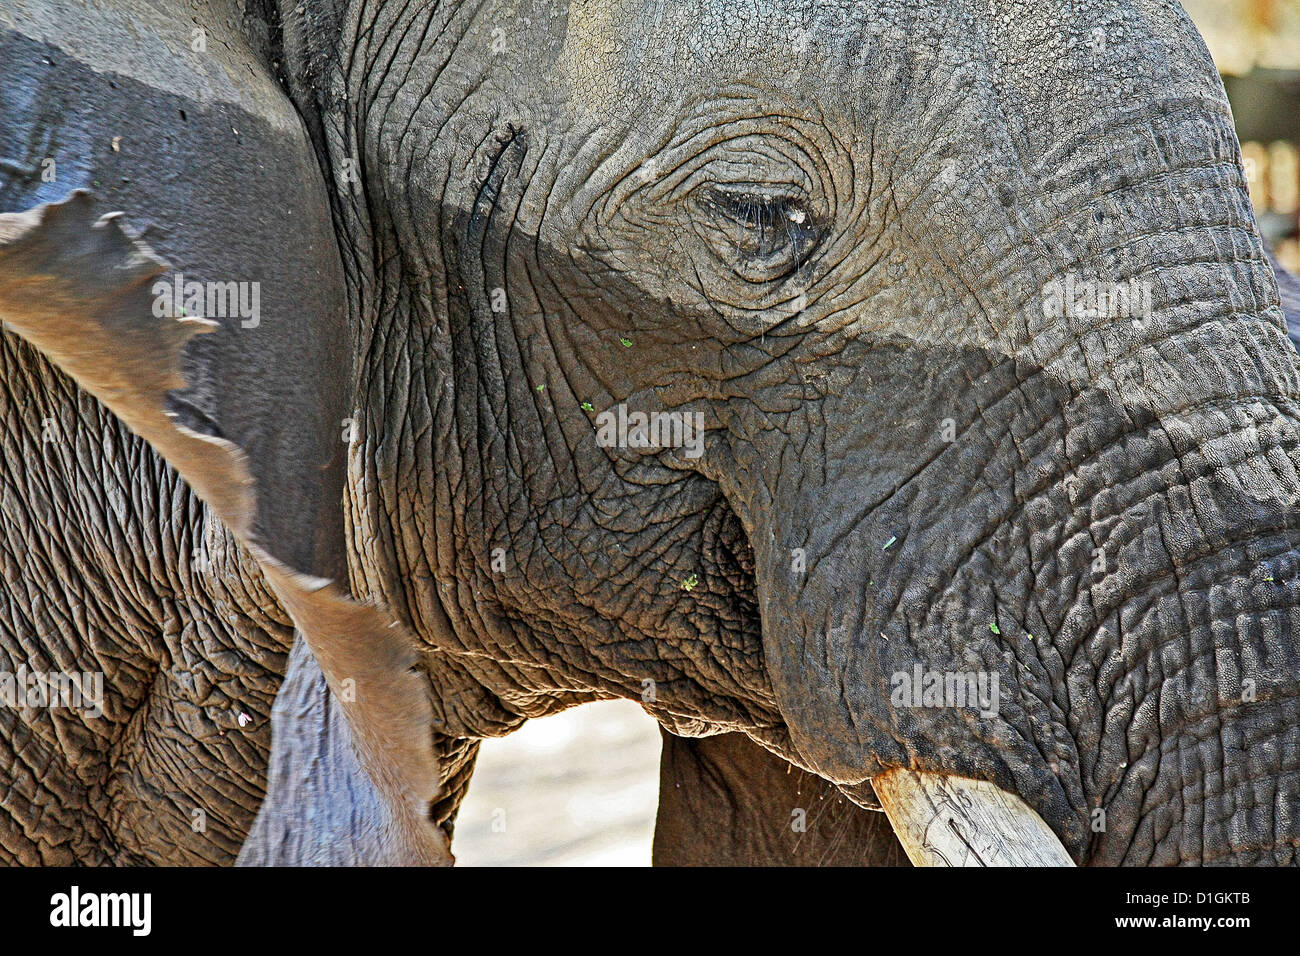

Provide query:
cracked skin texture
left=0, top=0, right=306, bottom=862
left=3, top=0, right=452, bottom=864
left=318, top=0, right=1300, bottom=865
left=0, top=334, right=293, bottom=864
left=3, top=0, right=1300, bottom=866
left=0, top=10, right=302, bottom=860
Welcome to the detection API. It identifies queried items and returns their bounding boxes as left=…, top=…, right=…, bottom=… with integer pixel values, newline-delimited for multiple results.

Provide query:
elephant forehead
left=553, top=0, right=1227, bottom=133
left=558, top=0, right=846, bottom=116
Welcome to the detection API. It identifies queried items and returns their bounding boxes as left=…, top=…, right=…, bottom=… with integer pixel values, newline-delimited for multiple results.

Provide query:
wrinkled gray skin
left=2, top=0, right=1300, bottom=866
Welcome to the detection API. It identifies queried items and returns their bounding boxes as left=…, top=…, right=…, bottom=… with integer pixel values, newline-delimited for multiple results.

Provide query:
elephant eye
left=692, top=183, right=823, bottom=283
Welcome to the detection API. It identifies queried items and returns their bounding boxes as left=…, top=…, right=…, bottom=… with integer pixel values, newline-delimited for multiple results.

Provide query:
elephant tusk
left=873, top=768, right=1076, bottom=867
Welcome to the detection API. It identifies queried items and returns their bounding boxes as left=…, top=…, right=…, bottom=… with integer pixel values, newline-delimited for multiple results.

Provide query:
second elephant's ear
left=0, top=6, right=446, bottom=863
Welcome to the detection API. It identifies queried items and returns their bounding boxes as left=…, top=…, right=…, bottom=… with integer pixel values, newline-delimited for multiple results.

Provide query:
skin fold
left=2, top=0, right=1300, bottom=865
left=654, top=731, right=907, bottom=866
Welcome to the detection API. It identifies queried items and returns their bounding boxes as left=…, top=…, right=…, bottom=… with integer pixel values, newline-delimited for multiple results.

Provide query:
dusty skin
left=2, top=0, right=1300, bottom=866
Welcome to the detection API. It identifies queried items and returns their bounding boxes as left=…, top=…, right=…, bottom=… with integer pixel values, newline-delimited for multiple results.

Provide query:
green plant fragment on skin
left=990, top=622, right=1000, bottom=635
left=619, top=336, right=633, bottom=348
left=580, top=402, right=594, bottom=411
left=681, top=573, right=698, bottom=591
left=882, top=535, right=896, bottom=550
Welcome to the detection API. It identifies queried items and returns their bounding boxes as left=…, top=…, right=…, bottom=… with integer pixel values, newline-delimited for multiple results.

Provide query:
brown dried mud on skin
left=0, top=193, right=450, bottom=865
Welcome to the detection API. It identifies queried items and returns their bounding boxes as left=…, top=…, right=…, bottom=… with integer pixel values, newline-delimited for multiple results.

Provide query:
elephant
left=2, top=0, right=1300, bottom=867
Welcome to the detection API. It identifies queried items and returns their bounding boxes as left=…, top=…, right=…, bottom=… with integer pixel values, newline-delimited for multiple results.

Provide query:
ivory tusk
left=873, top=768, right=1076, bottom=867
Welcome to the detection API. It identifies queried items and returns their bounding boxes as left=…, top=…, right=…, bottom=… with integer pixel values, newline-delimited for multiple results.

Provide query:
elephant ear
left=0, top=5, right=447, bottom=864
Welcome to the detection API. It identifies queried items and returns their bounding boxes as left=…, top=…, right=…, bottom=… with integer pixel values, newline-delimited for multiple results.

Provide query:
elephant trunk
left=719, top=208, right=1300, bottom=862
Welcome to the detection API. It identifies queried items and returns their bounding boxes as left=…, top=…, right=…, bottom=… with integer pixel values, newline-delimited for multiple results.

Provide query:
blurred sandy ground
left=454, top=700, right=662, bottom=866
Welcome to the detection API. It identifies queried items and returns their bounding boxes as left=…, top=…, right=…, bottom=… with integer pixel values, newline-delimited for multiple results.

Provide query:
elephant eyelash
left=694, top=184, right=823, bottom=283
left=703, top=187, right=812, bottom=240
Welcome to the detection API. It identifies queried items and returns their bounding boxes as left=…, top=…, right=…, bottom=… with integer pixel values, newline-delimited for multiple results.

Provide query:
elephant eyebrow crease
left=468, top=125, right=526, bottom=240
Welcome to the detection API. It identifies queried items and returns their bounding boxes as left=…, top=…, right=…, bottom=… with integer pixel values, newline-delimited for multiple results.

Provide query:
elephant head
left=1, top=0, right=1298, bottom=866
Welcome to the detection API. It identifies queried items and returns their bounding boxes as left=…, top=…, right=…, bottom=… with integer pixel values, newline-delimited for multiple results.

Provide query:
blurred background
left=454, top=0, right=1300, bottom=867
left=455, top=700, right=661, bottom=865
left=1184, top=0, right=1300, bottom=269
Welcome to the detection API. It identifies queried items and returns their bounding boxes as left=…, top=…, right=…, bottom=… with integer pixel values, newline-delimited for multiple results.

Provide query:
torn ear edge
left=0, top=191, right=451, bottom=865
